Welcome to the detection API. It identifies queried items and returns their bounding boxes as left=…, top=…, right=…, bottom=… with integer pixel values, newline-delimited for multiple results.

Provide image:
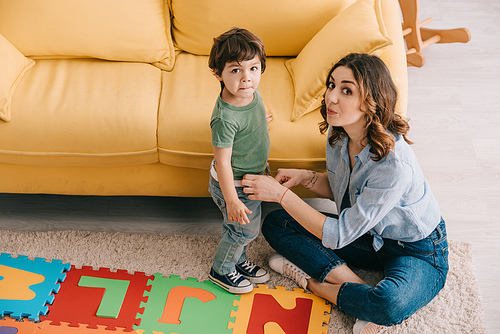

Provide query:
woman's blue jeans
left=209, top=177, right=262, bottom=276
left=262, top=209, right=449, bottom=326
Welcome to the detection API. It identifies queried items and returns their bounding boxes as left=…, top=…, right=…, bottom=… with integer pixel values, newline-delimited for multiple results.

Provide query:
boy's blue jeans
left=262, top=209, right=449, bottom=326
left=209, top=177, right=262, bottom=276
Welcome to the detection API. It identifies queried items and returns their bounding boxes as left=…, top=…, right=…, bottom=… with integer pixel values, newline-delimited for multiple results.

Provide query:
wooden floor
left=0, top=0, right=498, bottom=332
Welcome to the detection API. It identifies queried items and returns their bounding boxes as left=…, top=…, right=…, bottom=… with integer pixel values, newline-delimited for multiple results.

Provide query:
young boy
left=207, top=27, right=271, bottom=294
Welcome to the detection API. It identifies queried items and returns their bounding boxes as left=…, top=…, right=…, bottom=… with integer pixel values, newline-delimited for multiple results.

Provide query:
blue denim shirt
left=322, top=132, right=441, bottom=251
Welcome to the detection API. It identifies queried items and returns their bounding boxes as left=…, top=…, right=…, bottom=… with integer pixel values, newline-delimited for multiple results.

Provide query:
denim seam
left=320, top=260, right=346, bottom=282
left=336, top=282, right=350, bottom=314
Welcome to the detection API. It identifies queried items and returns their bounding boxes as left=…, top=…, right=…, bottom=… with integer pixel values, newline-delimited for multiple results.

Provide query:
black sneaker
left=209, top=267, right=253, bottom=294
left=236, top=260, right=270, bottom=284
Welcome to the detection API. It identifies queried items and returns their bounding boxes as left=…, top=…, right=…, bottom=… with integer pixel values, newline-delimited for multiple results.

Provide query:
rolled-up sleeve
left=322, top=215, right=341, bottom=249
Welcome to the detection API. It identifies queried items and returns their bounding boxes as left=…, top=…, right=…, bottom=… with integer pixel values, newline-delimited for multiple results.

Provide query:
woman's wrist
left=279, top=187, right=290, bottom=205
left=302, top=170, right=318, bottom=189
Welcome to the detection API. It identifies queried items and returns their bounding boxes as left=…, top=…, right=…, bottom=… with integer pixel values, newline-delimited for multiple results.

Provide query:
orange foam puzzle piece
left=0, top=317, right=43, bottom=333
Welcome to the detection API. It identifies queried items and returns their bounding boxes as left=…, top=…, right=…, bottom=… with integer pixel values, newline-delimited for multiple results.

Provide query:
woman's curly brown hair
left=319, top=53, right=412, bottom=161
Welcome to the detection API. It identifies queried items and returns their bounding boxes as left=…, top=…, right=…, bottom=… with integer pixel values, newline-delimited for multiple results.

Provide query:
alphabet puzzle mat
left=0, top=253, right=331, bottom=333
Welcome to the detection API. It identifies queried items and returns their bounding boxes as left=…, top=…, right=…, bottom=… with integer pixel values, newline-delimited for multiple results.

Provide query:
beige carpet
left=0, top=230, right=487, bottom=333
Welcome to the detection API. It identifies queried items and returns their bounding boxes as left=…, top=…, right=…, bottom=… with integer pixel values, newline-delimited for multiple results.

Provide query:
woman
left=242, top=53, right=448, bottom=334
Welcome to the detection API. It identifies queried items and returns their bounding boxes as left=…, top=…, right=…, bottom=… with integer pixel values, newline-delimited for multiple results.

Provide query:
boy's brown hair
left=208, top=27, right=266, bottom=79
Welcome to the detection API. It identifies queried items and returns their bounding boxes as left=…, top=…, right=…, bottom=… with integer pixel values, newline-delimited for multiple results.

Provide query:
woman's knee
left=366, top=289, right=414, bottom=326
left=262, top=209, right=288, bottom=238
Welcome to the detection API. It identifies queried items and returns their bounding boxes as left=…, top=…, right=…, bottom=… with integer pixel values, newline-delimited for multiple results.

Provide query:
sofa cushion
left=157, top=53, right=327, bottom=172
left=0, top=59, right=160, bottom=167
left=286, top=0, right=392, bottom=122
left=0, top=0, right=175, bottom=70
left=0, top=33, right=35, bottom=123
left=171, top=0, right=354, bottom=56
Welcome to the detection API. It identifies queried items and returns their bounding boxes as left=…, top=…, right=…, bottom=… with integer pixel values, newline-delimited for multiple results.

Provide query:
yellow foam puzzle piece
left=0, top=264, right=45, bottom=300
left=228, top=285, right=331, bottom=334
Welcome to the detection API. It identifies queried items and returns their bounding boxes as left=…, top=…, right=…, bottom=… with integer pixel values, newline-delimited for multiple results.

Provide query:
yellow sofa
left=0, top=0, right=407, bottom=197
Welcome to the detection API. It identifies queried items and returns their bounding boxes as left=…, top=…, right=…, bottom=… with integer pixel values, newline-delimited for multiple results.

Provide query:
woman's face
left=324, top=66, right=366, bottom=132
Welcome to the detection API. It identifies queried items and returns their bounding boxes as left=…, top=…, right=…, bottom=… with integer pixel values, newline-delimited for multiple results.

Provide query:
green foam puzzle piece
left=135, top=273, right=238, bottom=334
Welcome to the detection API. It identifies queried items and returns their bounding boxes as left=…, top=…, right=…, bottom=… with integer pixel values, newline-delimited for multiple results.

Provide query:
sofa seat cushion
left=158, top=53, right=327, bottom=172
left=0, top=59, right=161, bottom=167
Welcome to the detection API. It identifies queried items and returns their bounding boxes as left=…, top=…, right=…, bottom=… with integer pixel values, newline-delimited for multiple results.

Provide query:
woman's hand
left=276, top=169, right=333, bottom=199
left=243, top=172, right=327, bottom=240
left=242, top=174, right=287, bottom=203
left=275, top=168, right=310, bottom=188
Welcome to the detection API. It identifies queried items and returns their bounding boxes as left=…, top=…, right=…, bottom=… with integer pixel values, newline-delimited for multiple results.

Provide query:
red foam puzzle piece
left=246, top=293, right=313, bottom=334
left=42, top=266, right=152, bottom=331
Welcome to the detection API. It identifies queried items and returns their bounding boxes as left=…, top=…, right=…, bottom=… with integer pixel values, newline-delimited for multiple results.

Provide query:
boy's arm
left=213, top=146, right=252, bottom=225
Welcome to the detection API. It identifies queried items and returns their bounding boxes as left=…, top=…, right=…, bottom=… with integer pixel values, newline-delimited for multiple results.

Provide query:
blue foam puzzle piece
left=0, top=253, right=71, bottom=321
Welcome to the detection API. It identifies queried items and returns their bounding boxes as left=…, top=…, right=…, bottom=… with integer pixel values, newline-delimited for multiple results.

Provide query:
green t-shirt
left=210, top=90, right=270, bottom=180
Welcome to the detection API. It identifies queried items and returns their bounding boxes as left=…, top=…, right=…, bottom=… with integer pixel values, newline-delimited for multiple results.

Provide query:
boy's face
left=215, top=56, right=262, bottom=107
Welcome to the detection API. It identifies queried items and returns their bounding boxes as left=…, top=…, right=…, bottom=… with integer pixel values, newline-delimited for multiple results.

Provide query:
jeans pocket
left=397, top=235, right=449, bottom=275
left=397, top=238, right=435, bottom=256
left=396, top=238, right=437, bottom=270
left=209, top=179, right=226, bottom=212
left=435, top=241, right=449, bottom=277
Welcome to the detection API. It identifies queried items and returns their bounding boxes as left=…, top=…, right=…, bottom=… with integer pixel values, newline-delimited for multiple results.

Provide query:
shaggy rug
left=0, top=230, right=487, bottom=333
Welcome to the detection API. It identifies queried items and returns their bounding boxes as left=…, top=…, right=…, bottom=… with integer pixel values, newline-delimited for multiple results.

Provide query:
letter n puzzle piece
left=0, top=253, right=70, bottom=321
left=229, top=285, right=331, bottom=334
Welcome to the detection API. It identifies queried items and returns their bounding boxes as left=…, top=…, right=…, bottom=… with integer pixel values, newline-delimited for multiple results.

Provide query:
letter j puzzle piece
left=135, top=274, right=238, bottom=334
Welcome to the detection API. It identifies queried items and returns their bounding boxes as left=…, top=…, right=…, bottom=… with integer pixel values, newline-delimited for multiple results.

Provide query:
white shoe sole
left=209, top=274, right=254, bottom=294
left=242, top=271, right=270, bottom=284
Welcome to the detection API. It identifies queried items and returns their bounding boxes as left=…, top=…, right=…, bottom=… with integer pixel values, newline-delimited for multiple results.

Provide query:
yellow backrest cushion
left=286, top=0, right=392, bottom=121
left=170, top=0, right=354, bottom=56
left=0, top=33, right=35, bottom=122
left=0, top=0, right=175, bottom=70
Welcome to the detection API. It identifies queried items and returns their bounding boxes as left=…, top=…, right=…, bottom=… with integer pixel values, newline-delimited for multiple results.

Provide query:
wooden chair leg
left=406, top=50, right=425, bottom=67
left=399, top=0, right=471, bottom=67
left=420, top=27, right=471, bottom=44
